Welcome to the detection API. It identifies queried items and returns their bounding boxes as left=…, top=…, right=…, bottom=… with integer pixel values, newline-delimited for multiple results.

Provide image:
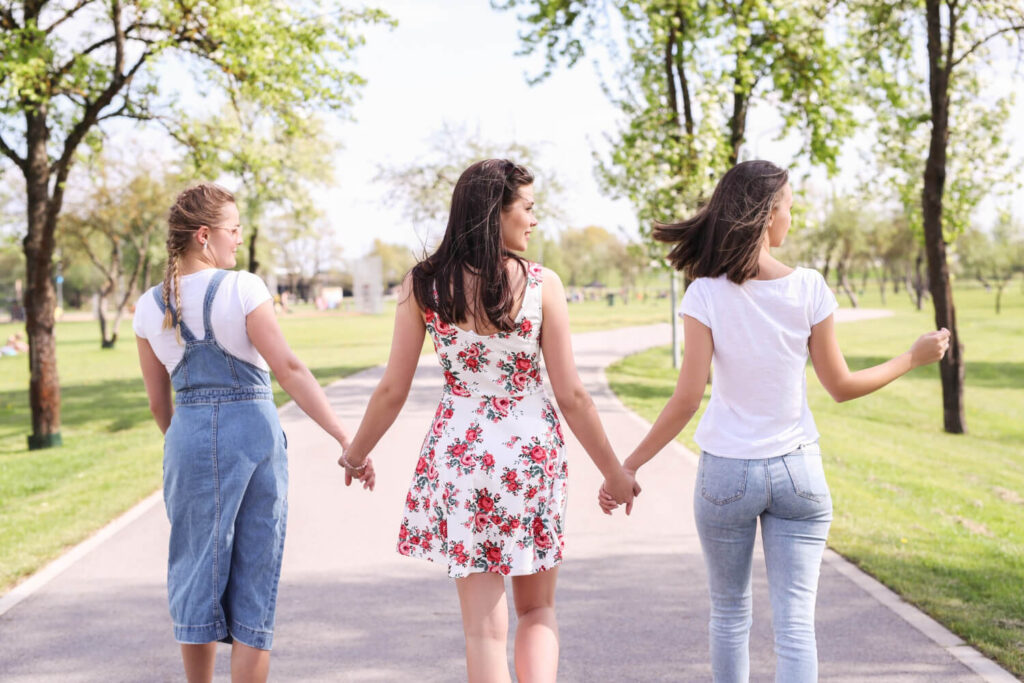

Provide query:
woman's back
left=425, top=261, right=544, bottom=400
left=133, top=268, right=271, bottom=375
left=680, top=267, right=837, bottom=459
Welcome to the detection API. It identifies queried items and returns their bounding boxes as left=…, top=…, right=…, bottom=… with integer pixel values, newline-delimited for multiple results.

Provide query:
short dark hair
left=653, top=160, right=789, bottom=284
left=411, top=159, right=534, bottom=331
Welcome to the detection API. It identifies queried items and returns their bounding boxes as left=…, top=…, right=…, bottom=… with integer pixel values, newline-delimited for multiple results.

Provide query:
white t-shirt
left=133, top=269, right=273, bottom=375
left=679, top=267, right=838, bottom=459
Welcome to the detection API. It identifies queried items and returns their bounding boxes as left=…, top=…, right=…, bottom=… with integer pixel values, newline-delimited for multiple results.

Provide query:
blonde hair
left=162, top=183, right=235, bottom=342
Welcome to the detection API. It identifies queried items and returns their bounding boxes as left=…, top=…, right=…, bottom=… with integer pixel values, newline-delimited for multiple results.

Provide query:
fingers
left=344, top=470, right=353, bottom=487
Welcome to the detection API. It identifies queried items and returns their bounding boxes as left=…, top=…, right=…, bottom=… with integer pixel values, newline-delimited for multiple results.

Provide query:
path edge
left=0, top=490, right=163, bottom=618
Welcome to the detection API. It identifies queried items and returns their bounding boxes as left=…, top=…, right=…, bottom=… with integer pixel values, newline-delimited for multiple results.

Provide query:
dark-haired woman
left=341, top=159, right=638, bottom=682
left=601, top=160, right=949, bottom=682
left=134, top=183, right=371, bottom=683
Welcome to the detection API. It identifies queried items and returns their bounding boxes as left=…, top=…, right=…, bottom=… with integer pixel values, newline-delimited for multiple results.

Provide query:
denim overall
left=156, top=270, right=288, bottom=650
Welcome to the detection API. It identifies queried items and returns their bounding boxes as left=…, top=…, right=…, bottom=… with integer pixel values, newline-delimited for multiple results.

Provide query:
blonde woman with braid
left=133, top=183, right=373, bottom=683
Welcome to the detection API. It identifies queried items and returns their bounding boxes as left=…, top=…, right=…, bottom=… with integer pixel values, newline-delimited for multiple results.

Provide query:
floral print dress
left=398, top=262, right=567, bottom=577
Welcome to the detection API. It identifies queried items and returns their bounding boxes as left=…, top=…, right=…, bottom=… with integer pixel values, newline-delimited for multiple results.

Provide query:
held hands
left=338, top=448, right=376, bottom=491
left=910, top=328, right=952, bottom=368
left=598, top=466, right=641, bottom=516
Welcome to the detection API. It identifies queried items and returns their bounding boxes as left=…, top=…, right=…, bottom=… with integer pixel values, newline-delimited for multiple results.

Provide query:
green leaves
left=496, top=0, right=857, bottom=250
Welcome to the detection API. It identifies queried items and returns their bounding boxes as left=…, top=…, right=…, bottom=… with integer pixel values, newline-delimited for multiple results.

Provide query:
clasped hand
left=598, top=467, right=641, bottom=515
left=338, top=453, right=376, bottom=491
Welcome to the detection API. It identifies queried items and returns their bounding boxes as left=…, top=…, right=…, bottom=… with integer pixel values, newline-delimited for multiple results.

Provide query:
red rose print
left=416, top=457, right=427, bottom=474
left=544, top=457, right=558, bottom=477
left=398, top=541, right=412, bottom=555
left=482, top=453, right=494, bottom=467
left=466, top=357, right=479, bottom=369
left=399, top=525, right=408, bottom=540
left=520, top=319, right=532, bottom=335
left=475, top=512, right=490, bottom=530
left=466, top=428, right=479, bottom=442
left=452, top=443, right=467, bottom=457
left=452, top=383, right=471, bottom=397
left=478, top=493, right=495, bottom=512
left=434, top=319, right=453, bottom=335
left=535, top=533, right=553, bottom=550
left=486, top=546, right=502, bottom=564
left=432, top=419, right=444, bottom=437
left=492, top=397, right=510, bottom=415
left=512, top=372, right=529, bottom=389
left=459, top=452, right=475, bottom=468
left=439, top=521, right=448, bottom=537
left=500, top=564, right=511, bottom=575
left=515, top=357, right=532, bottom=371
left=530, top=445, right=547, bottom=463
left=444, top=408, right=454, bottom=419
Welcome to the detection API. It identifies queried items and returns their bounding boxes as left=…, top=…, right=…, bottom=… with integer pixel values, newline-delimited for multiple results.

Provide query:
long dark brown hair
left=653, top=160, right=789, bottom=284
left=411, top=159, right=534, bottom=331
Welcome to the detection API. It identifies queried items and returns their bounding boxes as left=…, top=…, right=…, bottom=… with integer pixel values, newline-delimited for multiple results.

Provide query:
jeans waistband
left=175, top=386, right=274, bottom=405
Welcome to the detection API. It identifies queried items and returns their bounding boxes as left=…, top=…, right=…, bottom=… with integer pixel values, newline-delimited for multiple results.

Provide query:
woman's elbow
left=554, top=384, right=591, bottom=415
left=670, top=392, right=701, bottom=422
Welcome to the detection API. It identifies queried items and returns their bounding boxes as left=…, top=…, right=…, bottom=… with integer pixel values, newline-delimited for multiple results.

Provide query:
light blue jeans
left=694, top=443, right=832, bottom=683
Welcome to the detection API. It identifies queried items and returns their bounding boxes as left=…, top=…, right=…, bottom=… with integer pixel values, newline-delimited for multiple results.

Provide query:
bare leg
left=180, top=642, right=216, bottom=683
left=230, top=641, right=271, bottom=683
left=511, top=569, right=559, bottom=683
left=455, top=572, right=512, bottom=683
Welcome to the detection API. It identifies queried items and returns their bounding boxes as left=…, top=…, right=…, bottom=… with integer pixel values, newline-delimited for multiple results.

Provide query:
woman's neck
left=179, top=252, right=217, bottom=276
left=754, top=246, right=793, bottom=280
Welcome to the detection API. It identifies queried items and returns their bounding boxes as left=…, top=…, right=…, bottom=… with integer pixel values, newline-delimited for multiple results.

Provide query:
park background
left=1, top=0, right=1023, bottom=678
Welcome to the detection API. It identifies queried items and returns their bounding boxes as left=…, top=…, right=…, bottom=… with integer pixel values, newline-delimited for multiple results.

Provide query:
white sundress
left=397, top=261, right=568, bottom=577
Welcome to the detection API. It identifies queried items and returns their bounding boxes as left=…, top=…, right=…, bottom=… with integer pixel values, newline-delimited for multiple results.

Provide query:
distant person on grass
left=133, top=183, right=372, bottom=683
left=601, top=160, right=950, bottom=682
left=340, top=159, right=639, bottom=683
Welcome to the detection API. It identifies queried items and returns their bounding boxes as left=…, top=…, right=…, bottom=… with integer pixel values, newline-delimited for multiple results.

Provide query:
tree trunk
left=837, top=258, right=859, bottom=307
left=22, top=108, right=62, bottom=449
left=248, top=224, right=260, bottom=274
left=923, top=0, right=965, bottom=434
left=729, top=89, right=748, bottom=166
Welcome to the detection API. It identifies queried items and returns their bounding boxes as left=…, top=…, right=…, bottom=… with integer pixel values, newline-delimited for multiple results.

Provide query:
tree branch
left=51, top=50, right=150, bottom=179
left=0, top=4, right=18, bottom=31
left=43, top=0, right=96, bottom=34
left=0, top=132, right=27, bottom=173
left=952, top=24, right=1024, bottom=67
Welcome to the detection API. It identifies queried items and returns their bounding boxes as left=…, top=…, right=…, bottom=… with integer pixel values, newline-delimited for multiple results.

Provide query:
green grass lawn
left=0, top=294, right=670, bottom=592
left=606, top=282, right=1024, bottom=676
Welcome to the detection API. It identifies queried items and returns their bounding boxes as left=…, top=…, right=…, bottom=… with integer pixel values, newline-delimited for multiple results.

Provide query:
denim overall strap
left=202, top=270, right=229, bottom=341
left=152, top=284, right=198, bottom=343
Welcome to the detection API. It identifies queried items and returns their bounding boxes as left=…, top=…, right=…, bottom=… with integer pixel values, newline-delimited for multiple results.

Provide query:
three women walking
left=137, top=159, right=947, bottom=682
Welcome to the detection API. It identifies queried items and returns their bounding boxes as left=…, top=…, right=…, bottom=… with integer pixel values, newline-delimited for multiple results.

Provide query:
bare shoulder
left=540, top=266, right=562, bottom=286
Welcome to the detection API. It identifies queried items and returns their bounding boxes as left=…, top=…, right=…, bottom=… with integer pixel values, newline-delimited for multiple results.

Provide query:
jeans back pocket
left=782, top=453, right=830, bottom=502
left=699, top=453, right=749, bottom=505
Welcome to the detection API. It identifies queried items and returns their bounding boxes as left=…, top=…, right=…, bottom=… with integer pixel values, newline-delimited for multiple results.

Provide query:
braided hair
left=162, top=183, right=235, bottom=343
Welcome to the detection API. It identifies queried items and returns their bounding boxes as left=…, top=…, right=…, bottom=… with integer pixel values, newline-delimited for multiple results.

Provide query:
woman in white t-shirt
left=603, top=161, right=950, bottom=682
left=134, top=183, right=372, bottom=683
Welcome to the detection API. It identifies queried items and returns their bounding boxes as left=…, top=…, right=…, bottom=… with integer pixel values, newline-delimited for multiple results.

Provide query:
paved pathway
left=1, top=311, right=1013, bottom=681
